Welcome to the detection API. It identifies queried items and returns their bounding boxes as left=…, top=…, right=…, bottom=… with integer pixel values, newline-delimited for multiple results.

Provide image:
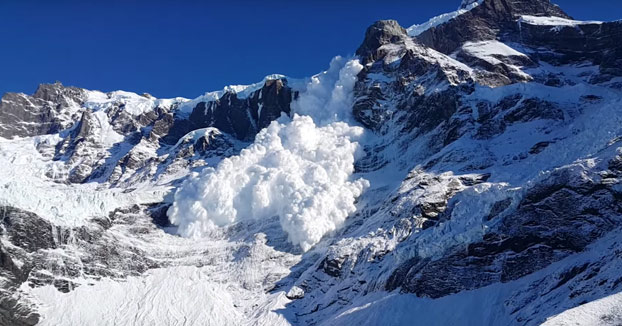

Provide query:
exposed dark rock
left=0, top=82, right=86, bottom=138
left=147, top=204, right=173, bottom=227
left=0, top=291, right=39, bottom=326
left=529, top=141, right=553, bottom=154
left=165, top=78, right=294, bottom=143
left=0, top=1, right=621, bottom=323
left=504, top=98, right=564, bottom=123
left=416, top=0, right=571, bottom=55
left=413, top=0, right=622, bottom=81
left=386, top=165, right=622, bottom=298
left=485, top=198, right=513, bottom=221
left=0, top=206, right=57, bottom=254
left=516, top=20, right=622, bottom=72
left=320, top=256, right=348, bottom=277
left=356, top=20, right=409, bottom=63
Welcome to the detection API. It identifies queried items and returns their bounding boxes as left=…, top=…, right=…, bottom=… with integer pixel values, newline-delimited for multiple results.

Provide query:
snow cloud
left=292, top=56, right=363, bottom=125
left=168, top=57, right=368, bottom=251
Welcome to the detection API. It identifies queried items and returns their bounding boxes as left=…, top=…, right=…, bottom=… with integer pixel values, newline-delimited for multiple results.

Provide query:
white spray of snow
left=168, top=57, right=369, bottom=251
left=291, top=57, right=363, bottom=125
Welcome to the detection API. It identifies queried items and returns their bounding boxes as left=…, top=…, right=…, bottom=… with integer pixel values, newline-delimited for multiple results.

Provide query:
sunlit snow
left=406, top=0, right=483, bottom=37
left=168, top=57, right=369, bottom=251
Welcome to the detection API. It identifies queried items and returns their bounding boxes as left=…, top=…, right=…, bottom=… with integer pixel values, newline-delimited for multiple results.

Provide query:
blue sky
left=1, top=0, right=619, bottom=98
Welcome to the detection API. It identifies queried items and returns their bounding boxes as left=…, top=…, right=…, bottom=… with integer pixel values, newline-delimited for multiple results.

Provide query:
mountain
left=1, top=0, right=621, bottom=325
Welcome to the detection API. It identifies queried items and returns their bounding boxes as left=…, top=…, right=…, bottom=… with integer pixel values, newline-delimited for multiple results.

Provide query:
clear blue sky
left=1, top=0, right=619, bottom=99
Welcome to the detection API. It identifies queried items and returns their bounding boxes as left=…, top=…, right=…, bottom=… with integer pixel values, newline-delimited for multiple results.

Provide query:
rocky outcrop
left=280, top=1, right=622, bottom=324
left=412, top=0, right=622, bottom=80
left=356, top=20, right=410, bottom=64
left=416, top=0, right=571, bottom=54
left=386, top=163, right=622, bottom=298
left=516, top=20, right=622, bottom=76
left=0, top=77, right=294, bottom=185
left=0, top=82, right=86, bottom=138
left=164, top=77, right=294, bottom=144
left=0, top=205, right=163, bottom=298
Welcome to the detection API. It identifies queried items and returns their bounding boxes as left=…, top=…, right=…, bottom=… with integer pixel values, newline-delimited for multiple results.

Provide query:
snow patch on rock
left=519, top=15, right=603, bottom=27
left=0, top=135, right=168, bottom=227
left=406, top=0, right=483, bottom=37
left=85, top=90, right=187, bottom=116
left=461, top=40, right=527, bottom=65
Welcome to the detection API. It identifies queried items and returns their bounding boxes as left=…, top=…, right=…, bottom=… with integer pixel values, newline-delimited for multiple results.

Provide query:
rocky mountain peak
left=0, top=82, right=86, bottom=138
left=32, top=81, right=86, bottom=103
left=475, top=0, right=571, bottom=20
left=459, top=0, right=481, bottom=9
left=356, top=19, right=409, bottom=63
left=415, top=0, right=573, bottom=54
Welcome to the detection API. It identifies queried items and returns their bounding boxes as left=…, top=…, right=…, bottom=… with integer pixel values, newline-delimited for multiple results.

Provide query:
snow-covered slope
left=406, top=0, right=483, bottom=36
left=1, top=0, right=622, bottom=325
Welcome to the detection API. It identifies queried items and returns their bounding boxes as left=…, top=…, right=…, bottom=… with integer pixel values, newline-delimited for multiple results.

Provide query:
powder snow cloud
left=168, top=57, right=368, bottom=251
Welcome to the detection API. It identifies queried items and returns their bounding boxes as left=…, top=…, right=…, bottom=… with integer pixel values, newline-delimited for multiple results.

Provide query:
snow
left=91, top=110, right=125, bottom=146
left=26, top=223, right=298, bottom=326
left=519, top=15, right=603, bottom=27
left=176, top=74, right=298, bottom=115
left=406, top=0, right=483, bottom=37
left=3, top=6, right=622, bottom=326
left=204, top=74, right=287, bottom=101
left=302, top=228, right=622, bottom=326
left=30, top=267, right=245, bottom=326
left=0, top=135, right=168, bottom=227
left=543, top=292, right=622, bottom=326
left=459, top=40, right=530, bottom=79
left=461, top=40, right=527, bottom=65
left=168, top=114, right=368, bottom=251
left=168, top=57, right=369, bottom=251
left=172, top=127, right=222, bottom=148
left=378, top=39, right=474, bottom=85
left=292, top=57, right=363, bottom=125
left=85, top=90, right=188, bottom=116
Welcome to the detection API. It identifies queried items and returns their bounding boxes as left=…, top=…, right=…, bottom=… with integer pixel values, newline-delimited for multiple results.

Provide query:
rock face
left=282, top=0, right=622, bottom=324
left=1, top=77, right=293, bottom=186
left=0, top=82, right=86, bottom=138
left=181, top=78, right=294, bottom=141
left=1, top=0, right=622, bottom=325
left=386, top=163, right=622, bottom=298
left=356, top=20, right=410, bottom=63
left=415, top=0, right=571, bottom=54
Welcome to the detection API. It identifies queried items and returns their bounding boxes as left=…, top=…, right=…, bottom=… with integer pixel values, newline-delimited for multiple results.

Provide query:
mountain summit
left=1, top=1, right=621, bottom=325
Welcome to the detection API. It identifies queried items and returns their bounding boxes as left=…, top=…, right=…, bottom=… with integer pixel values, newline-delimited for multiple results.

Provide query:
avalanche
left=168, top=57, right=370, bottom=251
